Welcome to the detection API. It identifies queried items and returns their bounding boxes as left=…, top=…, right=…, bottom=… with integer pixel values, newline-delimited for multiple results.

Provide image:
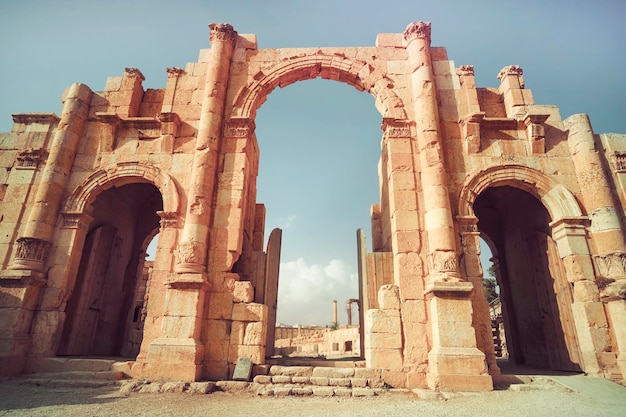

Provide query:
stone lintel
left=11, top=113, right=60, bottom=125
left=481, top=117, right=518, bottom=130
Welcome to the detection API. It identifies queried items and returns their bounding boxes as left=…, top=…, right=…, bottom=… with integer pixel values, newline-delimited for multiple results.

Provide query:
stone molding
left=60, top=212, right=93, bottom=231
left=11, top=113, right=59, bottom=125
left=157, top=211, right=181, bottom=229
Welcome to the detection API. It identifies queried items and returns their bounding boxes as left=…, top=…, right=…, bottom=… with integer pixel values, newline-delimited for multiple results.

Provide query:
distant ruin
left=1, top=22, right=625, bottom=391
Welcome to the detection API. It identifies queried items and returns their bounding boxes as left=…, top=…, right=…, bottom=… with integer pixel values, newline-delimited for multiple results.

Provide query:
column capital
left=166, top=67, right=185, bottom=77
left=403, top=21, right=431, bottom=44
left=9, top=237, right=51, bottom=272
left=124, top=67, right=145, bottom=81
left=209, top=23, right=238, bottom=44
left=497, top=65, right=524, bottom=83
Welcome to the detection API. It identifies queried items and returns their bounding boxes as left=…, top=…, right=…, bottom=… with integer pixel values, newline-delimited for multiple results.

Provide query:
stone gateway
left=1, top=22, right=625, bottom=391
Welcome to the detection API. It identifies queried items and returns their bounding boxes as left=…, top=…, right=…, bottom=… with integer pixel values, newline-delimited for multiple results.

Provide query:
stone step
left=255, top=365, right=386, bottom=389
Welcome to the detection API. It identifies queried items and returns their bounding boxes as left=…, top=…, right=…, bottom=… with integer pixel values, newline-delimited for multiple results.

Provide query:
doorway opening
left=255, top=78, right=381, bottom=362
left=473, top=185, right=581, bottom=372
left=58, top=182, right=163, bottom=358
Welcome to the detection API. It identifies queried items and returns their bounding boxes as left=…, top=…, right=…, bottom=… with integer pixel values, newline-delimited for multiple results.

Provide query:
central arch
left=230, top=52, right=407, bottom=121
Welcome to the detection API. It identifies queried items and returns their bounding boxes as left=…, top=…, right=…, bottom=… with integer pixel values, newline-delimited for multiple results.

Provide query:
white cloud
left=281, top=215, right=297, bottom=229
left=276, top=258, right=359, bottom=326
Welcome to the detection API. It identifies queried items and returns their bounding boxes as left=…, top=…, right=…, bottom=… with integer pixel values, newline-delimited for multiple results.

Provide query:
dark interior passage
left=59, top=182, right=162, bottom=358
left=474, top=186, right=581, bottom=372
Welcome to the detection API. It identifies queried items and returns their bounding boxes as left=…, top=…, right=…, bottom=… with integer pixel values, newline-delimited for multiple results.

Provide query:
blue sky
left=1, top=0, right=624, bottom=326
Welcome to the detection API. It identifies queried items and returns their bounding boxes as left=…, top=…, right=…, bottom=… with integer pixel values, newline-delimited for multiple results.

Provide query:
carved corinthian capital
left=497, top=65, right=523, bottom=81
left=209, top=23, right=237, bottom=44
left=403, top=21, right=431, bottom=44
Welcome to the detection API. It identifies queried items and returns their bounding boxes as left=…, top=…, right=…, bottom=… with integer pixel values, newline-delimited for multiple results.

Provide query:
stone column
left=403, top=22, right=491, bottom=391
left=10, top=83, right=92, bottom=272
left=144, top=24, right=236, bottom=382
left=564, top=113, right=626, bottom=378
left=175, top=23, right=237, bottom=274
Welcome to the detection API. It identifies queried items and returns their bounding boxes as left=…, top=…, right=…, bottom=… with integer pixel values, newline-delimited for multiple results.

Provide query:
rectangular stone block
left=365, top=347, right=403, bottom=370
left=207, top=292, right=233, bottom=320
left=365, top=309, right=401, bottom=334
left=232, top=303, right=267, bottom=322
left=378, top=284, right=400, bottom=310
left=243, top=321, right=266, bottom=346
left=365, top=331, right=402, bottom=349
left=233, top=281, right=254, bottom=303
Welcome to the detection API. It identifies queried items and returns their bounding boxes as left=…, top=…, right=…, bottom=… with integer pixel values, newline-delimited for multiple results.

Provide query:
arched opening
left=255, top=78, right=381, bottom=360
left=473, top=185, right=581, bottom=372
left=58, top=182, right=163, bottom=358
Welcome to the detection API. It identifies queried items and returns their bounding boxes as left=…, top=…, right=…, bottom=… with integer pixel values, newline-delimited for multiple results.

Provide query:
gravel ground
left=1, top=376, right=625, bottom=417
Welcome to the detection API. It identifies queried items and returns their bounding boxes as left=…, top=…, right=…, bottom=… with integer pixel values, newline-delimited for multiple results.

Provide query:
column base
left=427, top=347, right=493, bottom=392
left=144, top=338, right=204, bottom=381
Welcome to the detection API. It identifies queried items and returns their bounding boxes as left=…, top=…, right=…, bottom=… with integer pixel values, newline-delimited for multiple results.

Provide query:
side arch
left=459, top=164, right=583, bottom=222
left=63, top=161, right=181, bottom=215
left=230, top=53, right=407, bottom=120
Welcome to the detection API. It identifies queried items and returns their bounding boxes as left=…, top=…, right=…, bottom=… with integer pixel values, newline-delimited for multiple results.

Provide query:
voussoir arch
left=63, top=161, right=180, bottom=215
left=459, top=164, right=583, bottom=222
left=230, top=52, right=407, bottom=121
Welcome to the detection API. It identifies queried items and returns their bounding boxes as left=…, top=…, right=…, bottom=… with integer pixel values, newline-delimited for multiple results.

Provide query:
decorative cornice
left=209, top=23, right=237, bottom=44
left=497, top=65, right=523, bottom=81
left=166, top=67, right=185, bottom=77
left=11, top=113, right=59, bottom=125
left=403, top=21, right=431, bottom=44
left=456, top=65, right=475, bottom=77
left=124, top=67, right=145, bottom=81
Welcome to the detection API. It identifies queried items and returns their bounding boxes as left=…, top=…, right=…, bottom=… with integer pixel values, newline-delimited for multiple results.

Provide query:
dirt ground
left=1, top=376, right=625, bottom=417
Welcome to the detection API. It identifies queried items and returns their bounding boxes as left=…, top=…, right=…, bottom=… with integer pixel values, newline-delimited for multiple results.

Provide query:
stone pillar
left=10, top=83, right=92, bottom=272
left=564, top=114, right=626, bottom=378
left=333, top=300, right=338, bottom=325
left=403, top=22, right=491, bottom=391
left=175, top=23, right=237, bottom=274
left=457, top=216, right=500, bottom=378
left=497, top=65, right=528, bottom=118
left=550, top=217, right=606, bottom=374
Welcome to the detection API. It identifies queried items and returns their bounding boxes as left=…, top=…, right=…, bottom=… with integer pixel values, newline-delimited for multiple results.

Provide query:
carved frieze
left=611, top=152, right=626, bottom=172
left=209, top=23, right=237, bottom=44
left=14, top=237, right=50, bottom=263
left=15, top=148, right=45, bottom=169
left=403, top=21, right=431, bottom=43
left=226, top=118, right=256, bottom=138
left=381, top=118, right=412, bottom=139
left=430, top=250, right=458, bottom=273
left=594, top=251, right=626, bottom=279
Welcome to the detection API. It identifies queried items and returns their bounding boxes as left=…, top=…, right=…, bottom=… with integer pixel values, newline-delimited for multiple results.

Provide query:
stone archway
left=230, top=52, right=407, bottom=121
left=220, top=52, right=408, bottom=362
left=55, top=162, right=179, bottom=358
left=458, top=165, right=585, bottom=372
